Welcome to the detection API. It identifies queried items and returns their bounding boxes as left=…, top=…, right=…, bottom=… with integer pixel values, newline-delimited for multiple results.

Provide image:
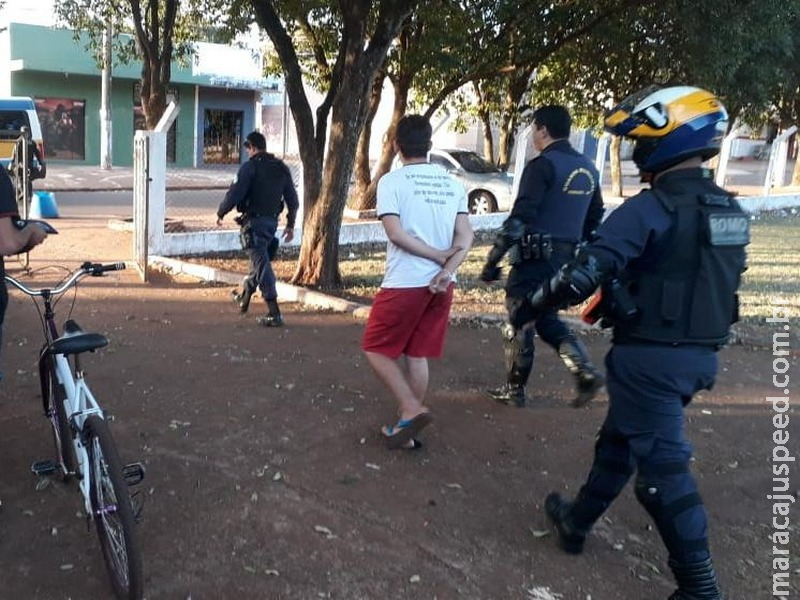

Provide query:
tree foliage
left=54, top=0, right=220, bottom=129
left=532, top=0, right=796, bottom=193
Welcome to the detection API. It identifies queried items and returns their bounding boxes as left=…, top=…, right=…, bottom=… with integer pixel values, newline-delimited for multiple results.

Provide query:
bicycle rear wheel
left=84, top=416, right=143, bottom=600
left=43, top=356, right=77, bottom=479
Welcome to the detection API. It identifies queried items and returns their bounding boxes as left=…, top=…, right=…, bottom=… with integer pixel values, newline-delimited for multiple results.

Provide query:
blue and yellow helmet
left=604, top=85, right=728, bottom=173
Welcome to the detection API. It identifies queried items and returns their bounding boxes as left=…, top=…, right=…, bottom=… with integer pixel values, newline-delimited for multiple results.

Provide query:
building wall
left=2, top=23, right=266, bottom=168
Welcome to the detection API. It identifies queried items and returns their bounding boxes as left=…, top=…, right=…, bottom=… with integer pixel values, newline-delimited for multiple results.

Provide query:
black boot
left=668, top=557, right=723, bottom=599
left=487, top=383, right=527, bottom=407
left=544, top=492, right=588, bottom=554
left=558, top=336, right=605, bottom=407
left=487, top=323, right=533, bottom=407
left=256, top=299, right=283, bottom=327
left=231, top=287, right=254, bottom=314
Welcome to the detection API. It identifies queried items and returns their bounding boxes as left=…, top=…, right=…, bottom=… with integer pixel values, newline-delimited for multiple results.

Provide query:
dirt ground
left=0, top=215, right=797, bottom=599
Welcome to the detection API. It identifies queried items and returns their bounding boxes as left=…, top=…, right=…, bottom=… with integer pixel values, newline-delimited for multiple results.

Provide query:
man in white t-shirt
left=362, top=115, right=474, bottom=450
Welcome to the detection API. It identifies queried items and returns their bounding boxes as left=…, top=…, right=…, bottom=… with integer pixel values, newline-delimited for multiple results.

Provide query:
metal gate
left=132, top=132, right=150, bottom=281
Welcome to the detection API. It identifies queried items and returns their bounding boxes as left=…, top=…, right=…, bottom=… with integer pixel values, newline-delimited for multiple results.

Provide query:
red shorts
left=361, top=285, right=454, bottom=359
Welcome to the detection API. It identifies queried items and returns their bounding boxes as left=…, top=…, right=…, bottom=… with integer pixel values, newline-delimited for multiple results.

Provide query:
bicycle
left=5, top=260, right=146, bottom=600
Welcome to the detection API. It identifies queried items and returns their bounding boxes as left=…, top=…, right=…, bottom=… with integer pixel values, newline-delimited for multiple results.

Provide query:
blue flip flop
left=382, top=412, right=432, bottom=449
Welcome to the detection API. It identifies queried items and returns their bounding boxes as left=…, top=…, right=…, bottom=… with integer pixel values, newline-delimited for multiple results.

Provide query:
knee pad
left=634, top=476, right=662, bottom=511
left=501, top=322, right=534, bottom=353
left=635, top=465, right=709, bottom=561
left=501, top=321, right=517, bottom=342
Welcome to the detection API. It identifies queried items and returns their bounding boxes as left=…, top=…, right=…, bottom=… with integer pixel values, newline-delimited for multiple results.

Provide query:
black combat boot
left=487, top=383, right=528, bottom=407
left=558, top=336, right=605, bottom=407
left=487, top=323, right=533, bottom=407
left=667, top=558, right=723, bottom=600
left=231, top=287, right=254, bottom=314
left=256, top=299, right=283, bottom=327
left=544, top=492, right=588, bottom=554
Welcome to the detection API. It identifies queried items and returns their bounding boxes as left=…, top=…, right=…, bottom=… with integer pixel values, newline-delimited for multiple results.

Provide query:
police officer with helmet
left=216, top=131, right=299, bottom=327
left=517, top=86, right=748, bottom=599
left=481, top=105, right=605, bottom=408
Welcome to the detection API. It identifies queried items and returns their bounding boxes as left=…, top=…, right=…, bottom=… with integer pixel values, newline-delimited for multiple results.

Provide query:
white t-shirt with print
left=376, top=162, right=468, bottom=288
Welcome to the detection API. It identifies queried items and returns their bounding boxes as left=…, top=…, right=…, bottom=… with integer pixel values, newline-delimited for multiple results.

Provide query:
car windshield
left=448, top=150, right=498, bottom=174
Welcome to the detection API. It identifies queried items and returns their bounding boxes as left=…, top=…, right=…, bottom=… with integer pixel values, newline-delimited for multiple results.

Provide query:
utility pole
left=100, top=20, right=113, bottom=169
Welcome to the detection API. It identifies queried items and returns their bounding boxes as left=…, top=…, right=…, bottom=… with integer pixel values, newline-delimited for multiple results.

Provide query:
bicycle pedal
left=31, top=460, right=58, bottom=476
left=122, top=462, right=145, bottom=486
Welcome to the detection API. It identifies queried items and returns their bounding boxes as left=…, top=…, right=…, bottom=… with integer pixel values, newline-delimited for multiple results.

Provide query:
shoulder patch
left=706, top=212, right=750, bottom=246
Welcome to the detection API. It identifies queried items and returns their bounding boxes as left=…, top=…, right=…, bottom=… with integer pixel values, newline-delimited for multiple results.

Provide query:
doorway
left=203, top=109, right=244, bottom=164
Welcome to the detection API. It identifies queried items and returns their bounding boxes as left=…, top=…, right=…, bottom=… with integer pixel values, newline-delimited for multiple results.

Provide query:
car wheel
left=468, top=191, right=496, bottom=215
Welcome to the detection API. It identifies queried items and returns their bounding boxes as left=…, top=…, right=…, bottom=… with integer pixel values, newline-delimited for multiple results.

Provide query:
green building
left=0, top=22, right=271, bottom=167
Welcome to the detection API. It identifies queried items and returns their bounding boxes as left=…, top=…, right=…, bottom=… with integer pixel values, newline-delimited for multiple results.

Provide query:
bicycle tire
left=84, top=416, right=143, bottom=600
left=43, top=356, right=77, bottom=479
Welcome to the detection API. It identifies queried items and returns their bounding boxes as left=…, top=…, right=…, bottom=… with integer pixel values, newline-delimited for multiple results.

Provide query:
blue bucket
left=30, top=192, right=59, bottom=219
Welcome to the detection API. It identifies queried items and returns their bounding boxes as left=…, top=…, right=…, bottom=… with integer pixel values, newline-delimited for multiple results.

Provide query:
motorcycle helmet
left=604, top=85, right=728, bottom=173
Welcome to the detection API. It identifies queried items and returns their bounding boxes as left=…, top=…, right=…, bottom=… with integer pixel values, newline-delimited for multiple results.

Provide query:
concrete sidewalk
left=35, top=164, right=238, bottom=193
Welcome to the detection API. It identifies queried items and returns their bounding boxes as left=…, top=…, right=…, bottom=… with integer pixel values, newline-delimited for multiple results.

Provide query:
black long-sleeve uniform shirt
left=217, top=152, right=299, bottom=229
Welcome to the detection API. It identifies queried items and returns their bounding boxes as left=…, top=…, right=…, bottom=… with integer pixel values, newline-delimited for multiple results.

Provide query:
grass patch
left=189, top=211, right=800, bottom=324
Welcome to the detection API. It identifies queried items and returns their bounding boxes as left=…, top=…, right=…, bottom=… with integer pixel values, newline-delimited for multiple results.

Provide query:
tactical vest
left=237, top=153, right=291, bottom=217
left=614, top=188, right=749, bottom=347
left=531, top=149, right=598, bottom=241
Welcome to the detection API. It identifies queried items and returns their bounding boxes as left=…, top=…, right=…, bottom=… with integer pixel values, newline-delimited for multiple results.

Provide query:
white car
left=428, top=148, right=513, bottom=214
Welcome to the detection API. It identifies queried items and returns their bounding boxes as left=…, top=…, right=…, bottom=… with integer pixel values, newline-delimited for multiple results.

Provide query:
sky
left=2, top=0, right=57, bottom=26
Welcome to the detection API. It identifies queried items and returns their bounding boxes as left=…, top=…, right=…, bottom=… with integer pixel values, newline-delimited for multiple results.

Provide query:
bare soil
left=0, top=216, right=796, bottom=599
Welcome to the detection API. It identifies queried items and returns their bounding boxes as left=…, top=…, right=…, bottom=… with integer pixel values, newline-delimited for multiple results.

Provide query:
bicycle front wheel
left=84, top=416, right=143, bottom=600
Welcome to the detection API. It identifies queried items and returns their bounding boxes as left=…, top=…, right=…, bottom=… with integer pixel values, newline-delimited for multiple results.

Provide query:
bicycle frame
left=47, top=348, right=104, bottom=512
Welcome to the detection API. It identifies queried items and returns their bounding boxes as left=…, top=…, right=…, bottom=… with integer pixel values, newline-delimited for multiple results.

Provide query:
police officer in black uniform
left=216, top=131, right=299, bottom=327
left=481, top=105, right=605, bottom=408
left=518, top=86, right=747, bottom=600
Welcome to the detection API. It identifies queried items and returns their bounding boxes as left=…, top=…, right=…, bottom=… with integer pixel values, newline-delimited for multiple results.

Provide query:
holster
left=236, top=215, right=254, bottom=250
left=594, top=279, right=639, bottom=328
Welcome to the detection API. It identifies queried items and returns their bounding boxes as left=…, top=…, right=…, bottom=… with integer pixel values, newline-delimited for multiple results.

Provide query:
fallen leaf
left=530, top=529, right=551, bottom=539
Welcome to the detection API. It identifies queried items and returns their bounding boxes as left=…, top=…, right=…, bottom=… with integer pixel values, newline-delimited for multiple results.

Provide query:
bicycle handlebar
left=4, top=262, right=126, bottom=297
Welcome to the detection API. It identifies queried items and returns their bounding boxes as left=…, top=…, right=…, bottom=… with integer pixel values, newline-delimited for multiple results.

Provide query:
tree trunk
left=350, top=75, right=412, bottom=211
left=479, top=113, right=495, bottom=164
left=610, top=135, right=623, bottom=197
left=289, top=0, right=414, bottom=289
left=497, top=115, right=514, bottom=172
left=129, top=0, right=177, bottom=131
left=251, top=1, right=325, bottom=223
left=351, top=72, right=386, bottom=210
left=142, top=59, right=167, bottom=130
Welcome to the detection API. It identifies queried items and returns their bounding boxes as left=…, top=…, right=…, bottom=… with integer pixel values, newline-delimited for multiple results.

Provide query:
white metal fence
left=132, top=127, right=800, bottom=268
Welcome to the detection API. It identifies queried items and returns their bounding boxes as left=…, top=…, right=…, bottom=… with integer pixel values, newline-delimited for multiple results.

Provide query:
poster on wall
left=34, top=98, right=86, bottom=160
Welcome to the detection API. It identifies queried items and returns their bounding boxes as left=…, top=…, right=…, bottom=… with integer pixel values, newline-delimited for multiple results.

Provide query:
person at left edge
left=216, top=131, right=299, bottom=327
left=0, top=167, right=48, bottom=381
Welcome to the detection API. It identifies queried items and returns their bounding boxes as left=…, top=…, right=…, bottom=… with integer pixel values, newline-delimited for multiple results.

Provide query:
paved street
left=25, top=157, right=800, bottom=223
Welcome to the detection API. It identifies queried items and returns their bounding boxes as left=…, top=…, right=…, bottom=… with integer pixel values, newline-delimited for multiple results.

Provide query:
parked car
left=428, top=148, right=513, bottom=214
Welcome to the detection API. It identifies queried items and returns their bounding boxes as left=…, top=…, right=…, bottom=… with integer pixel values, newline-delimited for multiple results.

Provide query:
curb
left=147, top=256, right=601, bottom=335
